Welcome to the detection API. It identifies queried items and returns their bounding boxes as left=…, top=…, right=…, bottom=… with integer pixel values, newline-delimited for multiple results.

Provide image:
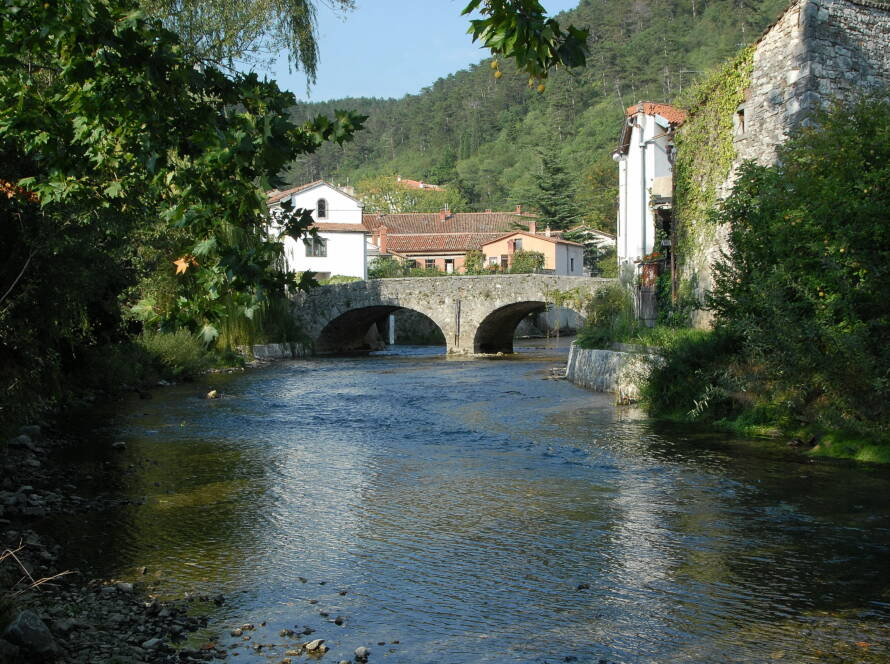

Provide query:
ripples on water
left=53, top=342, right=890, bottom=663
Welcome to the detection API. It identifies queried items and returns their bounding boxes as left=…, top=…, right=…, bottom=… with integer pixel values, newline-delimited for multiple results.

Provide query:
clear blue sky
left=267, top=0, right=581, bottom=102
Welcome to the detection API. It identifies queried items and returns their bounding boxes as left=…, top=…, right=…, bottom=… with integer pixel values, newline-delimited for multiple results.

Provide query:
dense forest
left=286, top=0, right=789, bottom=231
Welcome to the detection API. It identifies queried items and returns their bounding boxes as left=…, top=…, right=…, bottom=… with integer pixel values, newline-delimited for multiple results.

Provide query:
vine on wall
left=673, top=45, right=755, bottom=306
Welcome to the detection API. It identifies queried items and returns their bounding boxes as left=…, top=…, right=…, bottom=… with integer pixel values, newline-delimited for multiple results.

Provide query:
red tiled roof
left=267, top=180, right=324, bottom=204
left=396, top=178, right=444, bottom=191
left=481, top=230, right=585, bottom=248
left=363, top=212, right=531, bottom=234
left=384, top=233, right=507, bottom=253
left=311, top=223, right=367, bottom=233
left=625, top=102, right=687, bottom=126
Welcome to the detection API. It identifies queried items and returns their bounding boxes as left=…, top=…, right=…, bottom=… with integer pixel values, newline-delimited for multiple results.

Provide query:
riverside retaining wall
left=565, top=342, right=662, bottom=402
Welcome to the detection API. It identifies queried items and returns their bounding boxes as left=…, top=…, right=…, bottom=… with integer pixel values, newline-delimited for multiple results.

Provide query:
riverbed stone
left=3, top=610, right=60, bottom=660
left=141, top=637, right=163, bottom=649
left=304, top=638, right=324, bottom=651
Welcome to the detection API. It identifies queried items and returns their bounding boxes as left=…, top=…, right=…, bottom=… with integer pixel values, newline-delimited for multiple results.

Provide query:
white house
left=613, top=102, right=686, bottom=271
left=268, top=180, right=368, bottom=280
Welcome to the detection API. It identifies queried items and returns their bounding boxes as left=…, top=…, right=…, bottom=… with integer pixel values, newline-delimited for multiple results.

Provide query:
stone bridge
left=292, top=275, right=615, bottom=354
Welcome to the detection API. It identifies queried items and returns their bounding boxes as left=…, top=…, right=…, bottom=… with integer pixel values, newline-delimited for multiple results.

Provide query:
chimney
left=545, top=226, right=551, bottom=237
left=485, top=209, right=492, bottom=213
left=439, top=209, right=447, bottom=221
left=379, top=225, right=388, bottom=254
left=528, top=220, right=536, bottom=234
left=515, top=204, right=522, bottom=214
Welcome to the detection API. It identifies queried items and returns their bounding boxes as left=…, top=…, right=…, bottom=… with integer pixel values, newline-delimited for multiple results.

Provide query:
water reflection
left=48, top=342, right=890, bottom=663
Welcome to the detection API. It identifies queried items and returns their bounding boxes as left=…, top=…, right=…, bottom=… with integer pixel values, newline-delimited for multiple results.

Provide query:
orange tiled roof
left=626, top=102, right=686, bottom=126
left=383, top=233, right=504, bottom=254
left=267, top=180, right=325, bottom=204
left=363, top=212, right=531, bottom=235
left=396, top=178, right=444, bottom=191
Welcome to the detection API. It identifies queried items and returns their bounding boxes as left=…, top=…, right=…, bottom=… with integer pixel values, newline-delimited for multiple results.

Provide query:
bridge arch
left=473, top=301, right=586, bottom=354
left=315, top=305, right=446, bottom=354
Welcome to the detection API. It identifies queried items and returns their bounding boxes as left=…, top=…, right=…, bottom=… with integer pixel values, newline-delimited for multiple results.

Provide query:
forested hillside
left=286, top=0, right=788, bottom=230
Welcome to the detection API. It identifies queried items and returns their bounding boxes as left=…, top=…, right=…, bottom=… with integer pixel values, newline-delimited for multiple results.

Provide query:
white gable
left=278, top=182, right=363, bottom=225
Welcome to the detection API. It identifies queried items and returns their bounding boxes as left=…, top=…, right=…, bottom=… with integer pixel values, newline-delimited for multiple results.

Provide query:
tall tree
left=531, top=145, right=582, bottom=230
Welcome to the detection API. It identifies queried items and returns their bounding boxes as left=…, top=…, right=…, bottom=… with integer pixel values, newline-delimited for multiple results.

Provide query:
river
left=51, top=340, right=890, bottom=663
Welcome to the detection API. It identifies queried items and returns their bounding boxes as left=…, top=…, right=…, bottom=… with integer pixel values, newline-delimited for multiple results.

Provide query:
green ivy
left=673, top=45, right=754, bottom=300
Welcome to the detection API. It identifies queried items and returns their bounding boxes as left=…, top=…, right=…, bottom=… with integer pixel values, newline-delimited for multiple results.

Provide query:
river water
left=54, top=341, right=890, bottom=663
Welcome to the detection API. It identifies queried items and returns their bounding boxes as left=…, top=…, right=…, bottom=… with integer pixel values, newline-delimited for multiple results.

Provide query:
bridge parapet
left=292, top=274, right=616, bottom=354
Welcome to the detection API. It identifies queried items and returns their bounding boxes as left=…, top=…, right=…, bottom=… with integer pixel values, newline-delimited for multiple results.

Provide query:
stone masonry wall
left=564, top=343, right=662, bottom=403
left=689, top=0, right=889, bottom=326
left=734, top=0, right=890, bottom=172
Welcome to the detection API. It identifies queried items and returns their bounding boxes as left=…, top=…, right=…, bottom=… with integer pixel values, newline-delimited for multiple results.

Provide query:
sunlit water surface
left=52, top=340, right=890, bottom=663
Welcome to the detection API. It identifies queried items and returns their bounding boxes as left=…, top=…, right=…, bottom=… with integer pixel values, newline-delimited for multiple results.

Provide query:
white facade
left=613, top=104, right=683, bottom=270
left=270, top=182, right=368, bottom=280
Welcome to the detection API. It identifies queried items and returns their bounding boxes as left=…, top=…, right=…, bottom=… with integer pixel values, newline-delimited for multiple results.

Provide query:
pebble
left=304, top=638, right=325, bottom=651
left=355, top=645, right=370, bottom=658
left=231, top=628, right=243, bottom=637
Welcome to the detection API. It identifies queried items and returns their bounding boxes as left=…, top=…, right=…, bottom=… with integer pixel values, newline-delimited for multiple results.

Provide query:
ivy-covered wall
left=672, top=0, right=890, bottom=327
left=673, top=47, right=754, bottom=327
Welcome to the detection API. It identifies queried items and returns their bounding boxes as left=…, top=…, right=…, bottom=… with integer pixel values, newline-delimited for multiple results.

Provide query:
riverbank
left=0, top=424, right=229, bottom=663
left=564, top=340, right=890, bottom=464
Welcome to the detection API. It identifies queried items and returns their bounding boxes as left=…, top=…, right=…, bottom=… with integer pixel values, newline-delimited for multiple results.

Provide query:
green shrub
left=641, top=327, right=743, bottom=422
left=709, top=96, right=890, bottom=438
left=319, top=275, right=361, bottom=285
left=138, top=330, right=211, bottom=378
left=464, top=250, right=484, bottom=274
left=508, top=250, right=545, bottom=273
left=575, top=282, right=640, bottom=348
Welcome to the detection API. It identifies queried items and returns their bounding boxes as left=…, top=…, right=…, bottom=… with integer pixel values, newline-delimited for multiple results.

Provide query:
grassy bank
left=638, top=328, right=890, bottom=464
left=0, top=330, right=243, bottom=437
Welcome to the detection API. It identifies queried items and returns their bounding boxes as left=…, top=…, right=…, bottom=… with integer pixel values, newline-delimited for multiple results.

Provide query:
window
left=513, top=238, right=523, bottom=251
left=570, top=257, right=575, bottom=272
left=501, top=255, right=509, bottom=269
left=445, top=258, right=455, bottom=273
left=407, top=260, right=418, bottom=269
left=425, top=258, right=436, bottom=270
left=488, top=256, right=499, bottom=266
left=316, top=198, right=328, bottom=219
left=304, top=237, right=327, bottom=257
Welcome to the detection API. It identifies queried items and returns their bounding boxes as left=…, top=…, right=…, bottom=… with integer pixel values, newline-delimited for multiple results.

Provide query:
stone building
left=681, top=0, right=890, bottom=325
left=735, top=0, right=890, bottom=169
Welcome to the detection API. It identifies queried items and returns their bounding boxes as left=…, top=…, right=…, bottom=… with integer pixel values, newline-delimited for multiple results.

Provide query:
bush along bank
left=671, top=97, right=890, bottom=463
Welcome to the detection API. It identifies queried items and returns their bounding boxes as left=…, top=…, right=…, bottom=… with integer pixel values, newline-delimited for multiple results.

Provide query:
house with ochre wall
left=480, top=228, right=585, bottom=276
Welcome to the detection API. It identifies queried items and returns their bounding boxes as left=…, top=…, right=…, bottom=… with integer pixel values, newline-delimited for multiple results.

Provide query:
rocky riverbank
left=0, top=425, right=225, bottom=663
